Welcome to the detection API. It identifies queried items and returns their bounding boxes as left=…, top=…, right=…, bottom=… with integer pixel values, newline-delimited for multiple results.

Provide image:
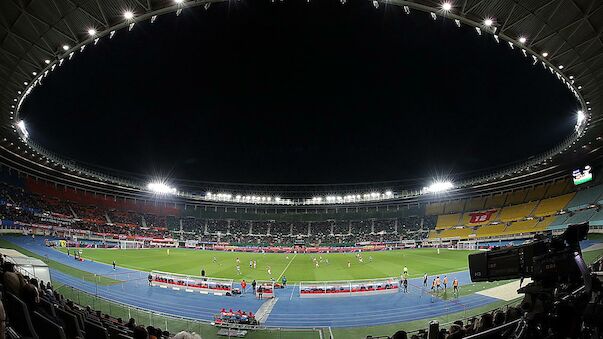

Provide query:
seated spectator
left=493, top=310, right=506, bottom=326
left=392, top=330, right=407, bottom=339
left=476, top=313, right=494, bottom=333
left=133, top=325, right=148, bottom=339
left=127, top=317, right=137, bottom=330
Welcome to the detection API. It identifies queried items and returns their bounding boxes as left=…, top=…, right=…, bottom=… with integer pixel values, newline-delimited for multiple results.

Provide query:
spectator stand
left=299, top=277, right=400, bottom=298
left=150, top=270, right=234, bottom=296
left=254, top=280, right=275, bottom=299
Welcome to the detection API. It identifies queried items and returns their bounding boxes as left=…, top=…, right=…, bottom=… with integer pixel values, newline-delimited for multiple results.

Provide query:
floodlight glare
left=44, top=59, right=51, bottom=64
left=424, top=181, right=454, bottom=193
left=542, top=52, right=548, bottom=57
left=16, top=120, right=29, bottom=140
left=484, top=18, right=493, bottom=26
left=442, top=2, right=452, bottom=11
left=518, top=36, right=527, bottom=44
left=577, top=111, right=585, bottom=125
left=147, top=182, right=177, bottom=194
left=123, top=11, right=134, bottom=20
left=174, top=0, right=184, bottom=3
left=62, top=45, right=70, bottom=51
left=88, top=28, right=97, bottom=36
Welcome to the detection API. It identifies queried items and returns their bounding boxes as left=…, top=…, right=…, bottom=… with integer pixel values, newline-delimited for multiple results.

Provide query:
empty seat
left=5, top=292, right=38, bottom=339
left=32, top=311, right=66, bottom=339
left=84, top=319, right=109, bottom=339
left=56, top=307, right=85, bottom=339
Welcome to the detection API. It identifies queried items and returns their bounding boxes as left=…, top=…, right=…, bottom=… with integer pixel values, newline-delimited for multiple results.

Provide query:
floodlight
left=558, top=65, right=564, bottom=69
left=385, top=190, right=393, bottom=197
left=44, top=59, right=51, bottom=64
left=16, top=120, right=29, bottom=139
left=124, top=11, right=134, bottom=20
left=542, top=52, right=548, bottom=57
left=442, top=2, right=452, bottom=11
left=484, top=18, right=493, bottom=26
left=424, top=181, right=454, bottom=193
left=175, top=0, right=185, bottom=3
left=62, top=45, right=70, bottom=51
left=147, top=181, right=177, bottom=194
left=88, top=28, right=97, bottom=36
left=577, top=111, right=585, bottom=125
left=518, top=36, right=527, bottom=44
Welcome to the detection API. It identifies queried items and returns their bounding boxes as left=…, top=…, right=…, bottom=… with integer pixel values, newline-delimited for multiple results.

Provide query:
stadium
left=0, top=0, right=602, bottom=339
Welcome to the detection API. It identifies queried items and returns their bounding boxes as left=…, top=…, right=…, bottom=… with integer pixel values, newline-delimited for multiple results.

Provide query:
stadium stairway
left=2, top=236, right=505, bottom=328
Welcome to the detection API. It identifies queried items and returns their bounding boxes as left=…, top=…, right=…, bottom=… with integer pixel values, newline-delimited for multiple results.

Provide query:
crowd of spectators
left=0, top=181, right=436, bottom=244
left=388, top=305, right=522, bottom=339
left=0, top=255, right=203, bottom=338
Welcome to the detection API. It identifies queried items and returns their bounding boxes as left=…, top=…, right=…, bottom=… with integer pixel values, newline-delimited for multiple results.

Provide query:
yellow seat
left=533, top=193, right=575, bottom=217
left=498, top=202, right=537, bottom=222
left=435, top=213, right=462, bottom=229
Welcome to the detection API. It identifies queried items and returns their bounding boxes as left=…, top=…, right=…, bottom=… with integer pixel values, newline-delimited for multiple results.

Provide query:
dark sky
left=20, top=0, right=579, bottom=184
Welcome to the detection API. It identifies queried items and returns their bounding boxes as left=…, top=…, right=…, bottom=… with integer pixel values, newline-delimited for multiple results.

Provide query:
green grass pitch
left=57, top=247, right=476, bottom=282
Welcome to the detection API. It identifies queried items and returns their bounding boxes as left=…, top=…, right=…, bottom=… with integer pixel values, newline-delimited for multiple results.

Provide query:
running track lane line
left=277, top=253, right=297, bottom=282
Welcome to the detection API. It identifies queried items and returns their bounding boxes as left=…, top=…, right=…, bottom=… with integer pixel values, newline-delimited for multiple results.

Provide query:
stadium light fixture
left=44, top=59, right=51, bottom=64
left=174, top=0, right=185, bottom=3
left=441, top=2, right=452, bottom=11
left=147, top=181, right=177, bottom=194
left=577, top=111, right=585, bottom=126
left=62, top=45, right=70, bottom=51
left=558, top=65, right=564, bottom=70
left=88, top=28, right=97, bottom=36
left=542, top=52, right=548, bottom=57
left=483, top=18, right=493, bottom=26
left=424, top=181, right=454, bottom=193
left=518, top=36, right=527, bottom=44
left=123, top=11, right=134, bottom=20
left=16, top=120, right=29, bottom=140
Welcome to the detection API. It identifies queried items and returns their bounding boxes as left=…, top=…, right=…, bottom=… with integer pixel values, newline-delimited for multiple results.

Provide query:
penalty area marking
left=277, top=253, right=297, bottom=282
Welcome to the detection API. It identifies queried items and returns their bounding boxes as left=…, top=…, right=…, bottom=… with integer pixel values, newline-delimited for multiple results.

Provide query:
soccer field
left=57, top=247, right=476, bottom=282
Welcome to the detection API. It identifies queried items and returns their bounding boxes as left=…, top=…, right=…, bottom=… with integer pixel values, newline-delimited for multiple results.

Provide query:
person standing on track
left=148, top=273, right=153, bottom=286
left=453, top=278, right=459, bottom=295
left=435, top=276, right=441, bottom=292
left=443, top=275, right=448, bottom=291
left=281, top=275, right=287, bottom=287
left=423, top=273, right=428, bottom=287
left=403, top=278, right=408, bottom=293
left=113, top=260, right=116, bottom=270
left=241, top=279, right=247, bottom=294
left=252, top=280, right=257, bottom=293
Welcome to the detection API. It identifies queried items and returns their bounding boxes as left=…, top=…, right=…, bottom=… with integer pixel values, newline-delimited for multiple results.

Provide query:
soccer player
left=253, top=260, right=257, bottom=269
left=267, top=266, right=272, bottom=275
left=315, top=261, right=319, bottom=268
left=167, top=248, right=170, bottom=255
left=236, top=257, right=240, bottom=265
left=437, top=247, right=440, bottom=255
left=249, top=260, right=253, bottom=268
left=443, top=275, right=448, bottom=290
left=213, top=256, right=217, bottom=263
left=282, top=275, right=287, bottom=286
left=236, top=265, right=241, bottom=275
left=369, top=255, right=373, bottom=262
left=453, top=278, right=459, bottom=294
left=347, top=261, right=351, bottom=268
left=423, top=273, right=428, bottom=287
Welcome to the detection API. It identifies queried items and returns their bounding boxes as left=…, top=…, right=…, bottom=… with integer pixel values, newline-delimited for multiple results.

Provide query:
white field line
left=277, top=253, right=297, bottom=282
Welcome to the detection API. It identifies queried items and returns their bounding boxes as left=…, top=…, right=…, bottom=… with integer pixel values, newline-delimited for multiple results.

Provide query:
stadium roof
left=0, top=0, right=602, bottom=199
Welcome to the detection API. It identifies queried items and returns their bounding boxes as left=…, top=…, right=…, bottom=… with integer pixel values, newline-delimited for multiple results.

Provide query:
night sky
left=20, top=0, right=579, bottom=184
